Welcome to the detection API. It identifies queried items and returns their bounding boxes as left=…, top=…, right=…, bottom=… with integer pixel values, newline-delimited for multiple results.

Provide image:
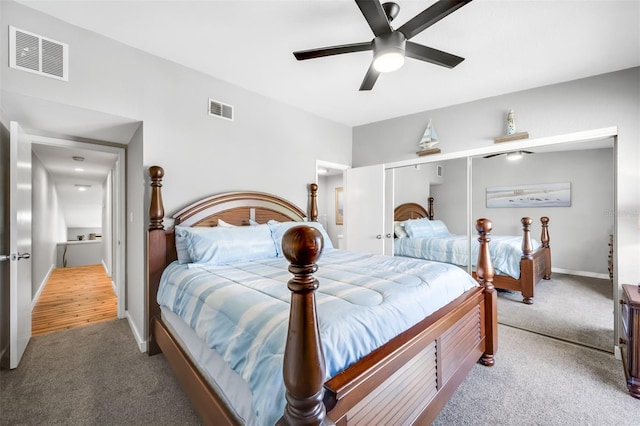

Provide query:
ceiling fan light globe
left=372, top=31, right=406, bottom=73
left=373, top=51, right=405, bottom=72
left=506, top=151, right=523, bottom=161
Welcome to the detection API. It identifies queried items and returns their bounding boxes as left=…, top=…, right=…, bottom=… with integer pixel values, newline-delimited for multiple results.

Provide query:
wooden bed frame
left=147, top=166, right=498, bottom=425
left=394, top=200, right=551, bottom=305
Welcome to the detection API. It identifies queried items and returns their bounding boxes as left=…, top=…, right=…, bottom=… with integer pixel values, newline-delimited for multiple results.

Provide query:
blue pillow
left=175, top=225, right=217, bottom=264
left=267, top=220, right=334, bottom=257
left=404, top=218, right=450, bottom=238
left=184, top=224, right=277, bottom=265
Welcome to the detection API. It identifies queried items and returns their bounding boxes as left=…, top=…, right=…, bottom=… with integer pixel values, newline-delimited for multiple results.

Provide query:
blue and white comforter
left=158, top=248, right=478, bottom=425
left=394, top=234, right=541, bottom=279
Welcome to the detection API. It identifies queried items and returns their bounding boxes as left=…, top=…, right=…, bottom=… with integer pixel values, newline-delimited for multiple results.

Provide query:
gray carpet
left=2, top=310, right=637, bottom=425
left=434, top=324, right=639, bottom=426
left=497, top=273, right=614, bottom=352
left=0, top=319, right=200, bottom=425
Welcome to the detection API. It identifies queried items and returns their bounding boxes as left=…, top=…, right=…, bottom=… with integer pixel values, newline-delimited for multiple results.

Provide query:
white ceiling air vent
left=208, top=98, right=233, bottom=121
left=9, top=26, right=68, bottom=81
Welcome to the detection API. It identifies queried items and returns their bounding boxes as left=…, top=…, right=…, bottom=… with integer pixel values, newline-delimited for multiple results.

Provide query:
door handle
left=0, top=253, right=31, bottom=261
left=376, top=234, right=382, bottom=239
left=385, top=234, right=392, bottom=239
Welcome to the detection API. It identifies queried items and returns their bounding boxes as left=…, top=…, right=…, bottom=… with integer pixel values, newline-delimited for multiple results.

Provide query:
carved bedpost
left=427, top=197, right=434, bottom=220
left=476, top=218, right=497, bottom=367
left=540, top=216, right=552, bottom=280
left=278, top=225, right=328, bottom=426
left=520, top=217, right=533, bottom=260
left=149, top=166, right=165, bottom=229
left=147, top=166, right=166, bottom=355
left=309, top=183, right=319, bottom=222
left=540, top=216, right=550, bottom=248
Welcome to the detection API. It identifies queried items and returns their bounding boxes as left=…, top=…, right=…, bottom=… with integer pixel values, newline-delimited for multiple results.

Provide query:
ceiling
left=16, top=0, right=640, bottom=128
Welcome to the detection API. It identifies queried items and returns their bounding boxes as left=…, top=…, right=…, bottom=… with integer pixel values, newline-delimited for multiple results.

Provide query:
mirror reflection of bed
left=391, top=139, right=615, bottom=352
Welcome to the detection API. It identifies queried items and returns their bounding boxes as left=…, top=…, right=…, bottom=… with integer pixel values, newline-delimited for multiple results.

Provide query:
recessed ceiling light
left=75, top=184, right=91, bottom=191
left=74, top=167, right=84, bottom=172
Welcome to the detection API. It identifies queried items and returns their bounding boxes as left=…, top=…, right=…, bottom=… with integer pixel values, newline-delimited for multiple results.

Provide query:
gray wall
left=1, top=1, right=352, bottom=349
left=472, top=148, right=613, bottom=276
left=429, top=158, right=468, bottom=236
left=353, top=68, right=640, bottom=289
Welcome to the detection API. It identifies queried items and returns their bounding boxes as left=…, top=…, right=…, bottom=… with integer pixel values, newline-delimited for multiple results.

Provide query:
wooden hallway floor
left=32, top=264, right=117, bottom=336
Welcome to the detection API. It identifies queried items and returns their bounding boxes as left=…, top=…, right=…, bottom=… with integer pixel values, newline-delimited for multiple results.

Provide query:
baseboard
left=31, top=264, right=54, bottom=309
left=615, top=345, right=622, bottom=360
left=126, top=311, right=147, bottom=353
left=552, top=268, right=609, bottom=280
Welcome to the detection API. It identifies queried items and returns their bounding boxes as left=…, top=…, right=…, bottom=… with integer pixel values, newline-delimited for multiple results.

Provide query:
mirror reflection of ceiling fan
left=293, top=0, right=472, bottom=91
left=483, top=150, right=534, bottom=160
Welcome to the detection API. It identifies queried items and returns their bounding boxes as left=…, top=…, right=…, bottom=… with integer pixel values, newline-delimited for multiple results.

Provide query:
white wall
left=31, top=153, right=67, bottom=298
left=392, top=164, right=432, bottom=208
left=317, top=174, right=344, bottom=248
left=429, top=157, right=468, bottom=236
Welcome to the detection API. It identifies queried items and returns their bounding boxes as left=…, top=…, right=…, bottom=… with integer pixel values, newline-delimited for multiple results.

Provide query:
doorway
left=29, top=135, right=126, bottom=324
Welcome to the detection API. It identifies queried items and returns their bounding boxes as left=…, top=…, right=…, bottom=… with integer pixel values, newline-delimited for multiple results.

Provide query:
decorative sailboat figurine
left=417, top=118, right=441, bottom=156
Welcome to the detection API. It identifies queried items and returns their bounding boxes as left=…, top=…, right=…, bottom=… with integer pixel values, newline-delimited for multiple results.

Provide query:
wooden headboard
left=394, top=197, right=434, bottom=221
left=147, top=166, right=318, bottom=352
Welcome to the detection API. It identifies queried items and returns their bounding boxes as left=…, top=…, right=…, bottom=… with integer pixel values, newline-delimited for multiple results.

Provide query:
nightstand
left=620, top=284, right=640, bottom=399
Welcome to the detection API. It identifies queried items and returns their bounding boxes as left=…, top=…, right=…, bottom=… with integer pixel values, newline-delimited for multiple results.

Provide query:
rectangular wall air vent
left=208, top=98, right=233, bottom=121
left=9, top=26, right=68, bottom=81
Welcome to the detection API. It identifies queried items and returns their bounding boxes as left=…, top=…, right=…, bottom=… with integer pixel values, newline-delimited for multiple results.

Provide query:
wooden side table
left=620, top=284, right=640, bottom=399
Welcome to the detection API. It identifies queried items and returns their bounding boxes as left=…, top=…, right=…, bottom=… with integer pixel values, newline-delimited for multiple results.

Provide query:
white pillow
left=394, top=221, right=408, bottom=238
left=217, top=219, right=236, bottom=227
left=185, top=224, right=277, bottom=266
left=267, top=220, right=334, bottom=257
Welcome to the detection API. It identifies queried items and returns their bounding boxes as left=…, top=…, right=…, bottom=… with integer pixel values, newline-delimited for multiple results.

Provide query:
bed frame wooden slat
left=394, top=198, right=551, bottom=304
left=146, top=166, right=498, bottom=425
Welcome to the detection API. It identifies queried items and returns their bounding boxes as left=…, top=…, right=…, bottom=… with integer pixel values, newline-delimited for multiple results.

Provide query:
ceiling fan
left=483, top=150, right=534, bottom=160
left=293, top=0, right=472, bottom=91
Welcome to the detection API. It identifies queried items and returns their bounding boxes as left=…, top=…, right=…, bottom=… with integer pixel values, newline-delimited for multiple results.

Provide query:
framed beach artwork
left=335, top=187, right=344, bottom=225
left=486, top=182, right=571, bottom=208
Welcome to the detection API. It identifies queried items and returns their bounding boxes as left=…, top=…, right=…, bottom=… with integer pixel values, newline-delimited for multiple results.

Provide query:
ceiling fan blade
left=355, top=0, right=392, bottom=37
left=293, top=42, right=372, bottom=60
left=397, top=0, right=472, bottom=40
left=406, top=41, right=464, bottom=68
left=359, top=63, right=380, bottom=91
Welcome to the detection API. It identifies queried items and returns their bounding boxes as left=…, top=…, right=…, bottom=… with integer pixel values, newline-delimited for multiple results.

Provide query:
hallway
left=32, top=265, right=117, bottom=335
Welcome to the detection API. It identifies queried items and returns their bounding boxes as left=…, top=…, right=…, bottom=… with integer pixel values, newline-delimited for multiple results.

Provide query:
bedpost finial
left=475, top=218, right=493, bottom=236
left=282, top=225, right=324, bottom=267
left=149, top=165, right=164, bottom=179
left=541, top=216, right=549, bottom=225
left=521, top=217, right=532, bottom=227
left=309, top=182, right=318, bottom=192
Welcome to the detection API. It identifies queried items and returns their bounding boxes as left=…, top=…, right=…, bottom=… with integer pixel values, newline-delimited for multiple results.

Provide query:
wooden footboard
left=491, top=216, right=551, bottom=304
left=146, top=166, right=498, bottom=425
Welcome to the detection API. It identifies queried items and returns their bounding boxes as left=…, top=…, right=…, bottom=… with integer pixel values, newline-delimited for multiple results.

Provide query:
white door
left=7, top=121, right=32, bottom=369
left=344, top=164, right=389, bottom=254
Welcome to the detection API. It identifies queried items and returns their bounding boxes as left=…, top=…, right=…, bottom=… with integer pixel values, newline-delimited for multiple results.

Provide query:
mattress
left=158, top=248, right=478, bottom=425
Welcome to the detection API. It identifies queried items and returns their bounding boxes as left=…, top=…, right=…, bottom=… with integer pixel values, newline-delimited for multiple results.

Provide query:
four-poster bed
left=393, top=199, right=551, bottom=304
left=147, top=166, right=498, bottom=425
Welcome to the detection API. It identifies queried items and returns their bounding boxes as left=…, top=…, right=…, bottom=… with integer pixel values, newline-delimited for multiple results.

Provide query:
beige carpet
left=496, top=273, right=614, bottom=352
